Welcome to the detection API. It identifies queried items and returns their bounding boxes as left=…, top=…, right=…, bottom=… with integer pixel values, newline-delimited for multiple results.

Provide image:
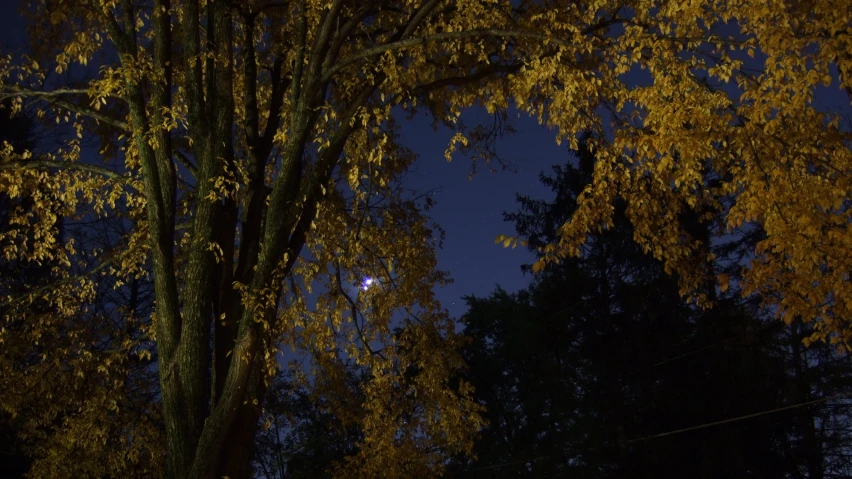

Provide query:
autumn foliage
left=0, top=0, right=850, bottom=478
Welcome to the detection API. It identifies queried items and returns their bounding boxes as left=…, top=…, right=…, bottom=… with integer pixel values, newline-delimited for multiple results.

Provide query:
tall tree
left=0, top=1, right=849, bottom=478
left=455, top=138, right=847, bottom=478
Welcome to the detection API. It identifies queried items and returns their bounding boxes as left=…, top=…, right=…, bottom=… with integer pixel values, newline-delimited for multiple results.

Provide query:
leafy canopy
left=0, top=0, right=850, bottom=477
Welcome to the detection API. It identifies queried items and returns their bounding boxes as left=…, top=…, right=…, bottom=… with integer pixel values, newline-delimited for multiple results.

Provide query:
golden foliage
left=0, top=0, right=849, bottom=477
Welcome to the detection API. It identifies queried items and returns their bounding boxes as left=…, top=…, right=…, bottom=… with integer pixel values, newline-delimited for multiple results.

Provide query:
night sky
left=398, top=112, right=565, bottom=317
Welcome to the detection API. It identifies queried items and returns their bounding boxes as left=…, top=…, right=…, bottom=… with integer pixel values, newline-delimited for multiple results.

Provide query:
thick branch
left=241, top=10, right=261, bottom=148
left=174, top=150, right=197, bottom=175
left=326, top=1, right=380, bottom=63
left=181, top=0, right=206, bottom=134
left=0, top=87, right=89, bottom=97
left=95, top=9, right=185, bottom=474
left=234, top=47, right=285, bottom=285
left=98, top=1, right=136, bottom=55
left=259, top=57, right=287, bottom=149
left=400, top=0, right=442, bottom=39
left=289, top=0, right=309, bottom=107
left=305, top=0, right=344, bottom=89
left=150, top=0, right=177, bottom=229
left=182, top=3, right=237, bottom=478
left=119, top=0, right=140, bottom=56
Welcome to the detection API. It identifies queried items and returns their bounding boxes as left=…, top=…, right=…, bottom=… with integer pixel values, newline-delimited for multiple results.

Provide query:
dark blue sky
left=399, top=112, right=563, bottom=316
left=0, top=4, right=24, bottom=52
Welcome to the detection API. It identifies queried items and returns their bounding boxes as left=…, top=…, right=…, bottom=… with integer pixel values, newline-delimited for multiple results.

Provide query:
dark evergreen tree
left=450, top=136, right=826, bottom=478
left=0, top=102, right=38, bottom=479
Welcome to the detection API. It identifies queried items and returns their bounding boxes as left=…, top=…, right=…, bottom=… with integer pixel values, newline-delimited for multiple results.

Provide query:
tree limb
left=0, top=84, right=128, bottom=130
left=174, top=149, right=197, bottom=176
left=0, top=159, right=130, bottom=182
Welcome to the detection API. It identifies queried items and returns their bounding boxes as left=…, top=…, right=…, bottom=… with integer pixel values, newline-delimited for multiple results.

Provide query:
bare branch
left=0, top=87, right=90, bottom=98
left=334, top=262, right=386, bottom=359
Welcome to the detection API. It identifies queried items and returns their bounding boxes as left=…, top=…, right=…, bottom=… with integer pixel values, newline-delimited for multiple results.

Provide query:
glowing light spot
left=361, top=277, right=374, bottom=290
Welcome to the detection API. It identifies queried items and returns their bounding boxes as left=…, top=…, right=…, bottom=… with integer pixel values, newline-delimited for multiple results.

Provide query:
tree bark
left=215, top=356, right=267, bottom=479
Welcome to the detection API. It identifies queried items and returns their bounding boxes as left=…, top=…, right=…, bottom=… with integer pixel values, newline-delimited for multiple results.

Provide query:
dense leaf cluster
left=0, top=0, right=850, bottom=477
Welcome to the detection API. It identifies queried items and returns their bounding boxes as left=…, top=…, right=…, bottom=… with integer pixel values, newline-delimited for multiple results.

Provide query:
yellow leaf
left=718, top=273, right=729, bottom=293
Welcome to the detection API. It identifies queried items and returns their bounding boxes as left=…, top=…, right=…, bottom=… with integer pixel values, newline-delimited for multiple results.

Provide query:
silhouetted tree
left=451, top=137, right=843, bottom=478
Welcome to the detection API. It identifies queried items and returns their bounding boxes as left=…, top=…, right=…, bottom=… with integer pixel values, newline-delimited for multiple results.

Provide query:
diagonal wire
left=626, top=392, right=851, bottom=444
left=453, top=393, right=851, bottom=474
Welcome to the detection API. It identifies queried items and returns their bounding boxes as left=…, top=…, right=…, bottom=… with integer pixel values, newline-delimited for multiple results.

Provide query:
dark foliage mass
left=445, top=139, right=852, bottom=478
left=0, top=102, right=37, bottom=479
left=252, top=368, right=365, bottom=479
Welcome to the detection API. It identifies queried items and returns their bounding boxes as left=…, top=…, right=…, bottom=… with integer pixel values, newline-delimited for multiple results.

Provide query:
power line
left=547, top=296, right=787, bottom=377
left=641, top=319, right=784, bottom=371
left=627, top=392, right=851, bottom=444
left=454, top=393, right=851, bottom=474
left=453, top=454, right=565, bottom=474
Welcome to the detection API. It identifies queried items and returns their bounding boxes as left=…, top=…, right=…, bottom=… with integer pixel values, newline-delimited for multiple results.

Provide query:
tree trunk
left=210, top=345, right=265, bottom=479
left=791, top=324, right=824, bottom=479
left=216, top=397, right=265, bottom=478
